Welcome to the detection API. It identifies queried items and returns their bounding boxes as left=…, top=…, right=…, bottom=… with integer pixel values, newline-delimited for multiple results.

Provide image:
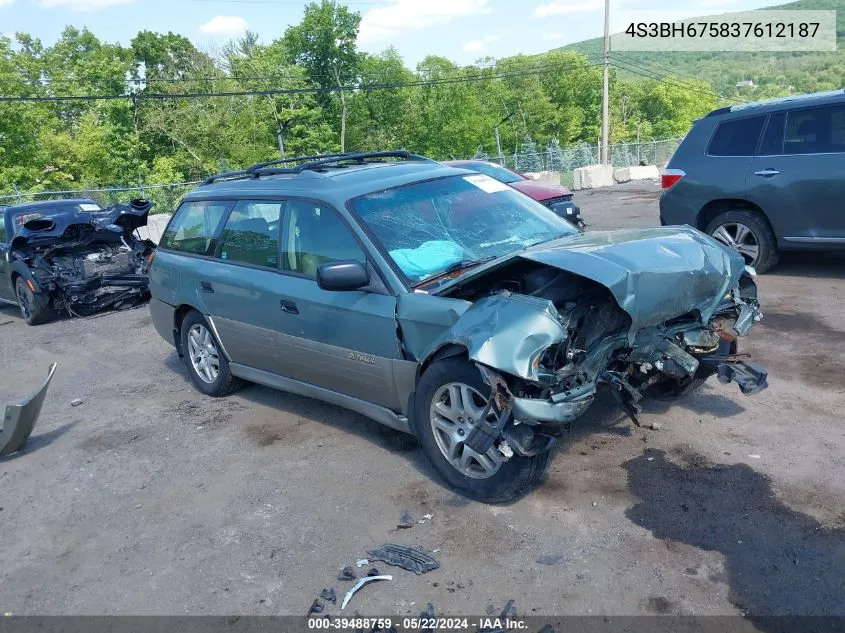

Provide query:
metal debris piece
left=319, top=588, right=337, bottom=605
left=420, top=602, right=435, bottom=618
left=1, top=363, right=57, bottom=457
left=500, top=599, right=517, bottom=617
left=0, top=319, right=13, bottom=326
left=340, top=575, right=392, bottom=610
left=366, top=567, right=380, bottom=577
left=366, top=543, right=440, bottom=575
left=70, top=398, right=83, bottom=407
left=337, top=566, right=356, bottom=581
left=398, top=509, right=415, bottom=529
left=356, top=559, right=369, bottom=567
left=417, top=513, right=433, bottom=524
left=536, top=554, right=564, bottom=565
left=307, top=600, right=324, bottom=616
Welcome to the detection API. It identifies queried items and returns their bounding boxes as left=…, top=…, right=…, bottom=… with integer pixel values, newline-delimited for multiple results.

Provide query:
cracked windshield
left=350, top=173, right=579, bottom=284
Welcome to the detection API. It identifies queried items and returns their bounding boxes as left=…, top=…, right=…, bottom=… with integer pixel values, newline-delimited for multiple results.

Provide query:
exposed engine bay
left=397, top=226, right=768, bottom=461
left=11, top=199, right=156, bottom=317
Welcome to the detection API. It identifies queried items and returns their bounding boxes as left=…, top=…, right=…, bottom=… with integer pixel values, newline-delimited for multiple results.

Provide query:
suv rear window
left=708, top=116, right=766, bottom=156
left=784, top=104, right=845, bottom=154
left=161, top=201, right=230, bottom=255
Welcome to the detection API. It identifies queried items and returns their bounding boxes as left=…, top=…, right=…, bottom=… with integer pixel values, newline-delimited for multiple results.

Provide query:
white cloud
left=37, top=0, right=136, bottom=10
left=199, top=15, right=249, bottom=36
left=360, top=0, right=491, bottom=43
left=534, top=0, right=603, bottom=18
left=463, top=34, right=500, bottom=52
left=0, top=0, right=15, bottom=7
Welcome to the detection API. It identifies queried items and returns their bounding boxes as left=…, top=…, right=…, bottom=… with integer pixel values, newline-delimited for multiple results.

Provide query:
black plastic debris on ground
left=366, top=567, right=381, bottom=577
left=319, top=587, right=337, bottom=604
left=307, top=599, right=323, bottom=616
left=366, top=543, right=440, bottom=575
left=337, top=566, right=356, bottom=581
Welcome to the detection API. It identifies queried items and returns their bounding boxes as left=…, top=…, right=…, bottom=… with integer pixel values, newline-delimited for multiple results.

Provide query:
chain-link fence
left=490, top=138, right=682, bottom=173
left=0, top=181, right=200, bottom=215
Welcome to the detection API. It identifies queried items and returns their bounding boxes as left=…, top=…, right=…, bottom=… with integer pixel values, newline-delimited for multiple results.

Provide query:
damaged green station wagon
left=149, top=151, right=767, bottom=502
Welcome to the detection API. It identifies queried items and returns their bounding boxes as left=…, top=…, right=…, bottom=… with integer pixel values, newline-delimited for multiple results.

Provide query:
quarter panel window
left=161, top=201, right=230, bottom=255
left=217, top=200, right=282, bottom=268
left=708, top=116, right=766, bottom=156
left=282, top=200, right=365, bottom=278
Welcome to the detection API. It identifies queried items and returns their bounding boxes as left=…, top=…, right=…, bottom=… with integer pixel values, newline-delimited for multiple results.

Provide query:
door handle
left=279, top=298, right=299, bottom=314
left=200, top=281, right=214, bottom=293
left=754, top=169, right=780, bottom=177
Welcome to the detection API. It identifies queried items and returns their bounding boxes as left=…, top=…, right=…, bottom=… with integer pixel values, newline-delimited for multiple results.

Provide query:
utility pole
left=601, top=0, right=610, bottom=165
left=494, top=112, right=514, bottom=166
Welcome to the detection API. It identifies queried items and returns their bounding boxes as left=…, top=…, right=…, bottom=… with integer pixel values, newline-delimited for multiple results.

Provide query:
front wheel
left=15, top=277, right=53, bottom=326
left=412, top=358, right=551, bottom=503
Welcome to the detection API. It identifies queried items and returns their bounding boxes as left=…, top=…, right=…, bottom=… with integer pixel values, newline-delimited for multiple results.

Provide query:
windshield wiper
left=414, top=256, right=497, bottom=287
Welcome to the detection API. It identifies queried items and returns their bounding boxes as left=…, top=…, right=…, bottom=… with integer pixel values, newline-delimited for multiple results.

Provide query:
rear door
left=702, top=114, right=766, bottom=204
left=196, top=199, right=289, bottom=375
left=746, top=103, right=845, bottom=243
left=272, top=198, right=406, bottom=410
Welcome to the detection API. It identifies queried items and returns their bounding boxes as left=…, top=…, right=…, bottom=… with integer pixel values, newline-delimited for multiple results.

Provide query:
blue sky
left=0, top=0, right=787, bottom=67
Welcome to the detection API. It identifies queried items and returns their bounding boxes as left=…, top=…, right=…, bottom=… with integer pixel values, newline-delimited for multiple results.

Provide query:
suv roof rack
left=202, top=150, right=431, bottom=185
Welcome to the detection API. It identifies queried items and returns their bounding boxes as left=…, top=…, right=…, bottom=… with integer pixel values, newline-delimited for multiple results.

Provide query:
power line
left=610, top=58, right=747, bottom=104
left=0, top=61, right=605, bottom=103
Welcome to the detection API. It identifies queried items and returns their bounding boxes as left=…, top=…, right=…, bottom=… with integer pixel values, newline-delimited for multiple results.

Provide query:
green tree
left=283, top=0, right=361, bottom=151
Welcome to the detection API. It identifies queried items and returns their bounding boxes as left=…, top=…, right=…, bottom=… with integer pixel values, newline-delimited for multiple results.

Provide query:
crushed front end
left=10, top=199, right=157, bottom=317
left=409, top=227, right=768, bottom=460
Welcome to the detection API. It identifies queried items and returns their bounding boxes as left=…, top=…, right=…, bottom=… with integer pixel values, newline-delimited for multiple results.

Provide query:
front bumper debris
left=713, top=360, right=769, bottom=395
left=1, top=363, right=57, bottom=456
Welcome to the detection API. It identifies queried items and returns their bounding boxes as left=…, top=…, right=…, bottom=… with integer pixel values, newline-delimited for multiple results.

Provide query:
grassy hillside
left=563, top=0, right=845, bottom=100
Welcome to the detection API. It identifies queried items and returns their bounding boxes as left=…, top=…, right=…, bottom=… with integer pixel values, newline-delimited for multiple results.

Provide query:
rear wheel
left=15, top=277, right=53, bottom=326
left=705, top=209, right=779, bottom=273
left=180, top=310, right=244, bottom=397
left=413, top=358, right=550, bottom=503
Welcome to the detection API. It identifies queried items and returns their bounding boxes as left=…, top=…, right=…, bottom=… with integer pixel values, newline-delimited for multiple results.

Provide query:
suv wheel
left=15, top=277, right=53, bottom=326
left=413, top=358, right=550, bottom=503
left=705, top=210, right=779, bottom=273
left=180, top=310, right=244, bottom=397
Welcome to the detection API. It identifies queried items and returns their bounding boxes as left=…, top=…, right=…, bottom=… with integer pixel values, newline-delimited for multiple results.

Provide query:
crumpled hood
left=519, top=226, right=746, bottom=331
left=11, top=199, right=152, bottom=253
left=510, top=180, right=572, bottom=201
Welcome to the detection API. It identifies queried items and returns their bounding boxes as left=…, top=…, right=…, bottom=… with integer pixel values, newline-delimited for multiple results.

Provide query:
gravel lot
left=1, top=181, right=844, bottom=620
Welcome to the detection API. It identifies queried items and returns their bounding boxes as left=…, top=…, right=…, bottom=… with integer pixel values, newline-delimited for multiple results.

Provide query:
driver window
left=282, top=200, right=366, bottom=278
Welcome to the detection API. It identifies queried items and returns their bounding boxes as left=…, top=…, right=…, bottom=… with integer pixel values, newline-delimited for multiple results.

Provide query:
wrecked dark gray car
left=148, top=151, right=767, bottom=502
left=0, top=198, right=156, bottom=325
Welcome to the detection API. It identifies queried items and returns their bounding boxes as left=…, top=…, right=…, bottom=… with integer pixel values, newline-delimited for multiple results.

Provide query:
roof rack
left=202, top=150, right=431, bottom=185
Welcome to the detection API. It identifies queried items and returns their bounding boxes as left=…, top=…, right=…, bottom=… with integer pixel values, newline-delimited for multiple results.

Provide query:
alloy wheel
left=711, top=222, right=760, bottom=265
left=187, top=323, right=220, bottom=384
left=429, top=382, right=504, bottom=479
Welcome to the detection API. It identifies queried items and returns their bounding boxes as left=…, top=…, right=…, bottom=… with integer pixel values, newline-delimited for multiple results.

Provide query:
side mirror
left=317, top=260, right=369, bottom=291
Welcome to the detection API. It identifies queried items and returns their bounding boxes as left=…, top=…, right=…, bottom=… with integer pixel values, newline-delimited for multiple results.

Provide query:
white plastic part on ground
left=572, top=165, right=614, bottom=190
left=613, top=165, right=660, bottom=184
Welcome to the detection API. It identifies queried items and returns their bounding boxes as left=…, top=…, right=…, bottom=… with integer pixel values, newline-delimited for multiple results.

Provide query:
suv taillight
left=662, top=168, right=685, bottom=189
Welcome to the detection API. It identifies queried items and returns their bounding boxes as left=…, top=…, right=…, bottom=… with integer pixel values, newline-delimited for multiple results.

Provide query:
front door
left=746, top=104, right=845, bottom=244
left=273, top=199, right=403, bottom=410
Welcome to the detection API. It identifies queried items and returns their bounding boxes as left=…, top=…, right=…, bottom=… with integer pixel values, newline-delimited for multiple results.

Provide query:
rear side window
left=217, top=200, right=282, bottom=268
left=161, top=201, right=230, bottom=255
left=708, top=116, right=765, bottom=156
left=785, top=104, right=845, bottom=155
left=758, top=113, right=785, bottom=156
left=0, top=216, right=6, bottom=242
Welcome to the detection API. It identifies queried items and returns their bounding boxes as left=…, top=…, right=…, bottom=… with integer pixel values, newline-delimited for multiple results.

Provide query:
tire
left=15, top=277, right=53, bottom=326
left=705, top=209, right=779, bottom=273
left=180, top=310, right=244, bottom=397
left=412, top=358, right=551, bottom=503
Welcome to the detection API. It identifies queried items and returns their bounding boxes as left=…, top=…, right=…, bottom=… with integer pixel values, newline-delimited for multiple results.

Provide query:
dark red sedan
left=444, top=160, right=584, bottom=230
